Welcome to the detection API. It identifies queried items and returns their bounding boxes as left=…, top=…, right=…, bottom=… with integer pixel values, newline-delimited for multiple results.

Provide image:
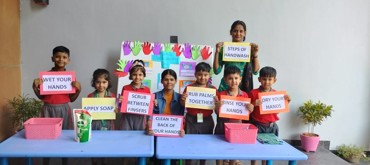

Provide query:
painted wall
left=20, top=0, right=370, bottom=150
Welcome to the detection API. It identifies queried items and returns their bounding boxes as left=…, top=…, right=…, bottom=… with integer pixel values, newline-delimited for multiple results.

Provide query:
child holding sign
left=213, top=20, right=260, bottom=93
left=32, top=46, right=81, bottom=165
left=249, top=66, right=291, bottom=165
left=146, top=69, right=185, bottom=136
left=88, top=68, right=116, bottom=165
left=180, top=62, right=219, bottom=165
left=215, top=66, right=254, bottom=165
left=32, top=46, right=81, bottom=129
left=120, top=59, right=150, bottom=130
left=88, top=68, right=116, bottom=130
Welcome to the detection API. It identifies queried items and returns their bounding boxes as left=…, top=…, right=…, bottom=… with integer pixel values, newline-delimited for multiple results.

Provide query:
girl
left=88, top=68, right=116, bottom=130
left=120, top=59, right=150, bottom=130
left=146, top=69, right=185, bottom=136
left=213, top=20, right=260, bottom=93
left=88, top=68, right=116, bottom=165
left=146, top=69, right=185, bottom=165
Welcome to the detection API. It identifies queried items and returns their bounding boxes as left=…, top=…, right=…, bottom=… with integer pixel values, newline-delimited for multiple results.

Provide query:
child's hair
left=53, top=46, right=70, bottom=56
left=161, top=69, right=177, bottom=80
left=195, top=62, right=211, bottom=73
left=224, top=65, right=241, bottom=77
left=259, top=66, right=277, bottom=78
left=230, top=20, right=247, bottom=41
left=91, top=68, right=112, bottom=89
left=129, top=59, right=146, bottom=80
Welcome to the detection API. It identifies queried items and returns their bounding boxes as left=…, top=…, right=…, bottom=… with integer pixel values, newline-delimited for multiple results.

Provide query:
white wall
left=21, top=0, right=370, bottom=150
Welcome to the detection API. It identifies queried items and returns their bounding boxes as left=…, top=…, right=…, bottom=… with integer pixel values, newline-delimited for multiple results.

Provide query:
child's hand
left=215, top=42, right=224, bottom=54
left=254, top=99, right=261, bottom=106
left=251, top=43, right=259, bottom=57
left=145, top=128, right=154, bottom=136
left=180, top=129, right=185, bottom=137
left=114, top=107, right=119, bottom=113
left=154, top=99, right=158, bottom=107
left=71, top=81, right=81, bottom=92
left=180, top=93, right=188, bottom=101
left=284, top=95, right=291, bottom=103
left=246, top=103, right=254, bottom=113
left=119, top=95, right=123, bottom=103
left=214, top=96, right=221, bottom=114
left=33, top=78, right=42, bottom=91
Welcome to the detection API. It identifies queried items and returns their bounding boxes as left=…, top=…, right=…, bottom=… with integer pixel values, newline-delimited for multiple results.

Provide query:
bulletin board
left=115, top=41, right=214, bottom=96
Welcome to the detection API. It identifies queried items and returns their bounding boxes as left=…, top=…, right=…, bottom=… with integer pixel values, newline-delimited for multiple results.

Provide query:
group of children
left=32, top=20, right=291, bottom=165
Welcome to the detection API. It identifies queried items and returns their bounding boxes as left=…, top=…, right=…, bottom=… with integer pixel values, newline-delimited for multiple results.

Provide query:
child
left=88, top=68, right=116, bottom=130
left=213, top=20, right=260, bottom=93
left=214, top=66, right=254, bottom=165
left=88, top=68, right=116, bottom=165
left=180, top=62, right=219, bottom=165
left=32, top=46, right=81, bottom=165
left=32, top=46, right=81, bottom=129
left=120, top=59, right=150, bottom=130
left=146, top=69, right=185, bottom=165
left=146, top=69, right=185, bottom=136
left=249, top=66, right=291, bottom=165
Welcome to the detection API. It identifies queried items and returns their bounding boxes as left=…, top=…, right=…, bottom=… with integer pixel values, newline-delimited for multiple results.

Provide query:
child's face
left=258, top=76, right=277, bottom=91
left=194, top=71, right=210, bottom=86
left=224, top=73, right=241, bottom=90
left=131, top=70, right=144, bottom=85
left=51, top=52, right=70, bottom=69
left=94, top=75, right=109, bottom=93
left=230, top=24, right=246, bottom=42
left=161, top=74, right=176, bottom=91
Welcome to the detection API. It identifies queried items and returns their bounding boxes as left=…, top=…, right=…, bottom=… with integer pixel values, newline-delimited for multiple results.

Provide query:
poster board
left=116, top=41, right=214, bottom=96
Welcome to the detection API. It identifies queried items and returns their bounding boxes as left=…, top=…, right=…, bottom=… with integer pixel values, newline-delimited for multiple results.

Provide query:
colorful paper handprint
left=191, top=45, right=201, bottom=60
left=153, top=42, right=162, bottom=55
left=183, top=43, right=192, bottom=59
left=131, top=41, right=142, bottom=56
left=122, top=41, right=131, bottom=55
left=172, top=44, right=182, bottom=56
left=142, top=42, right=152, bottom=55
left=201, top=46, right=212, bottom=60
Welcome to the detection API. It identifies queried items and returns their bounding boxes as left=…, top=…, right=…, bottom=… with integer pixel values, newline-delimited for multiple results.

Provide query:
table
left=0, top=130, right=154, bottom=165
left=156, top=135, right=307, bottom=165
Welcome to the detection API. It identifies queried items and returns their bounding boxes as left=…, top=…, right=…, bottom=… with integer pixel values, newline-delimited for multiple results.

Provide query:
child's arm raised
left=251, top=43, right=260, bottom=73
left=32, top=78, right=43, bottom=99
left=213, top=42, right=224, bottom=72
left=69, top=81, right=81, bottom=102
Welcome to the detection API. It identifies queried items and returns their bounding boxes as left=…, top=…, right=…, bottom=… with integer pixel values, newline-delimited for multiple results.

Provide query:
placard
left=121, top=91, right=154, bottom=115
left=259, top=91, right=289, bottom=114
left=185, top=86, right=216, bottom=110
left=82, top=98, right=116, bottom=120
left=219, top=95, right=251, bottom=120
left=39, top=71, right=76, bottom=95
left=151, top=114, right=184, bottom=137
left=222, top=42, right=251, bottom=62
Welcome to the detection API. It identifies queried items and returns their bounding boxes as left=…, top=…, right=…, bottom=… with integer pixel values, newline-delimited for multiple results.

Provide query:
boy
left=250, top=66, right=291, bottom=165
left=32, top=46, right=81, bottom=165
left=215, top=65, right=254, bottom=165
left=180, top=62, right=219, bottom=165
